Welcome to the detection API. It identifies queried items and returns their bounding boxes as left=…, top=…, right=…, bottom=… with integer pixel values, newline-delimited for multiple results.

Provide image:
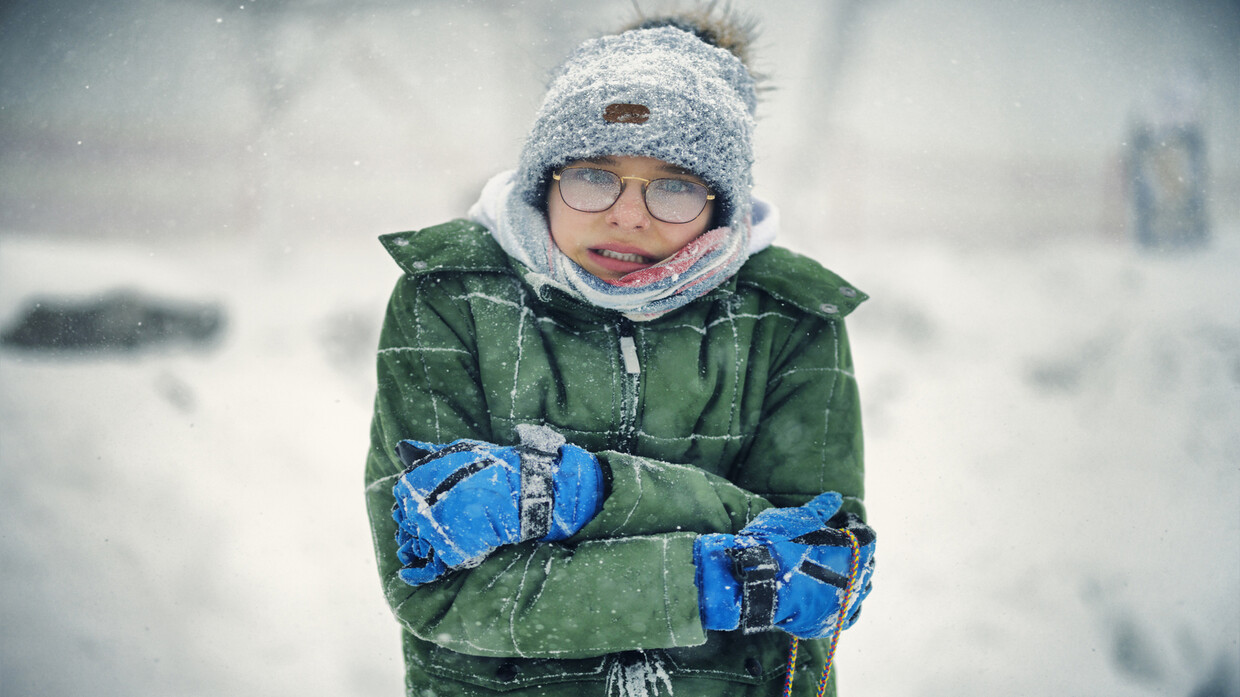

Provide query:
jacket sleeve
left=364, top=274, right=779, bottom=659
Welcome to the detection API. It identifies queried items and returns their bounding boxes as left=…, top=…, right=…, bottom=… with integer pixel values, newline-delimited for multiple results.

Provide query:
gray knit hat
left=513, top=24, right=758, bottom=235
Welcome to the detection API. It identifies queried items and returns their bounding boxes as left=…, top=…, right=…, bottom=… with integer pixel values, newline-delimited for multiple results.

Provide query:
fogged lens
left=645, top=179, right=709, bottom=223
left=557, top=168, right=621, bottom=212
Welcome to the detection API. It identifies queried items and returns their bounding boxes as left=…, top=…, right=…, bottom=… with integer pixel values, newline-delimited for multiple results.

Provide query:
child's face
left=547, top=155, right=715, bottom=281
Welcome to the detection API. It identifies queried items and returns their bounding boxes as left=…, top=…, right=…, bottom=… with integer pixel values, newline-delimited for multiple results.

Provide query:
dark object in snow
left=1125, top=68, right=1211, bottom=251
left=1188, top=654, right=1240, bottom=697
left=0, top=289, right=224, bottom=353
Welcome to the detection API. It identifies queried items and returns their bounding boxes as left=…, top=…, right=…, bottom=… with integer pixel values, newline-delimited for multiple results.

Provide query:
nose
left=605, top=182, right=650, bottom=230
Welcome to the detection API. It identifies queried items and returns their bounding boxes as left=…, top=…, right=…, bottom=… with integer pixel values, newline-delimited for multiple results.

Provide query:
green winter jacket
left=364, top=219, right=867, bottom=697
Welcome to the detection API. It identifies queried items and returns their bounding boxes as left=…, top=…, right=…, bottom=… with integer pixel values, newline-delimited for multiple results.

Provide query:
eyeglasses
left=552, top=167, right=715, bottom=224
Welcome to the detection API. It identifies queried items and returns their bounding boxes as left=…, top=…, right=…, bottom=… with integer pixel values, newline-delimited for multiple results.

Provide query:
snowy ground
left=1, top=224, right=1236, bottom=696
left=836, top=229, right=1240, bottom=696
left=2, top=1, right=1238, bottom=695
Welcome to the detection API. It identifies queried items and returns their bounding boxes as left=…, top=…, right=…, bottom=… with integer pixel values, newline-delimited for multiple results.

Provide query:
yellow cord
left=783, top=529, right=861, bottom=697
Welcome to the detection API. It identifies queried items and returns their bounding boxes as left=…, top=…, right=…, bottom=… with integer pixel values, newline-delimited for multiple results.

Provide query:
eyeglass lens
left=557, top=168, right=709, bottom=224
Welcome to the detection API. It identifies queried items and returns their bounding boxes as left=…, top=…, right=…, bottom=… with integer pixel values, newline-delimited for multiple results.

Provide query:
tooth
left=597, top=249, right=647, bottom=263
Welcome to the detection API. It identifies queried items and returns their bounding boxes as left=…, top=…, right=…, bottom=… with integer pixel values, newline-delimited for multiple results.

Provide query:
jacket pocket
left=422, top=631, right=791, bottom=693
left=425, top=646, right=608, bottom=692
left=661, top=630, right=790, bottom=684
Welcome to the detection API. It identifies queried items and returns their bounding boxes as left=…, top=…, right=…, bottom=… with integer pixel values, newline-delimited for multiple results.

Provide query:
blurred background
left=1, top=1, right=1237, bottom=695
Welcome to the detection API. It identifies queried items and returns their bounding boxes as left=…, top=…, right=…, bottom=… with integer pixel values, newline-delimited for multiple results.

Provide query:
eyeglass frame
left=551, top=167, right=716, bottom=224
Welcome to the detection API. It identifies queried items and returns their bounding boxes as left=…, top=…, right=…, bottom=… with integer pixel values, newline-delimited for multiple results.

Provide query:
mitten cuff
left=693, top=534, right=743, bottom=632
left=544, top=444, right=604, bottom=541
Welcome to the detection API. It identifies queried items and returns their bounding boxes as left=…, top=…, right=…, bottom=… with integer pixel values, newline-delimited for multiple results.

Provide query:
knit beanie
left=493, top=24, right=760, bottom=321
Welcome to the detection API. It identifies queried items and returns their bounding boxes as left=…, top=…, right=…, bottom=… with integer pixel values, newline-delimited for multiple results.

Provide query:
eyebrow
left=660, top=163, right=698, bottom=177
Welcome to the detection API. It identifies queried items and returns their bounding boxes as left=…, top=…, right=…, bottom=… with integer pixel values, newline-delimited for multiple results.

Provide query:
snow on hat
left=513, top=24, right=758, bottom=234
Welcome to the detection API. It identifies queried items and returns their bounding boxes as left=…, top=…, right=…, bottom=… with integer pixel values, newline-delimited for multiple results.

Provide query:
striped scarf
left=468, top=170, right=776, bottom=322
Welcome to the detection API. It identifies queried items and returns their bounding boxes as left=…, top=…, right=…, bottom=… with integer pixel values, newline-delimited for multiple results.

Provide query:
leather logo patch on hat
left=603, top=103, right=650, bottom=124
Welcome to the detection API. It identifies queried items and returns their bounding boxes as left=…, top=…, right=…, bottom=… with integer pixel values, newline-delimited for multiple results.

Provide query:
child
left=364, top=10, right=875, bottom=697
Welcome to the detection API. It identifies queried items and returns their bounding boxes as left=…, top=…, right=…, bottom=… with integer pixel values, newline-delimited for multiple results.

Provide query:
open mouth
left=593, top=248, right=655, bottom=264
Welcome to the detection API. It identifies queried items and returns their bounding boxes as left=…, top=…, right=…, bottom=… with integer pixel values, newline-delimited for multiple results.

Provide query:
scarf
left=468, top=170, right=778, bottom=321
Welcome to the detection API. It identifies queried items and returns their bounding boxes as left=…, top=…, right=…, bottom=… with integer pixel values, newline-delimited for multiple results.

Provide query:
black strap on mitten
left=516, top=446, right=556, bottom=541
left=727, top=545, right=779, bottom=635
left=515, top=424, right=566, bottom=542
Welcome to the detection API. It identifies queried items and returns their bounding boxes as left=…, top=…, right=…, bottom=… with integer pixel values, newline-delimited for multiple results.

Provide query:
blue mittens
left=391, top=424, right=605, bottom=586
left=694, top=492, right=876, bottom=639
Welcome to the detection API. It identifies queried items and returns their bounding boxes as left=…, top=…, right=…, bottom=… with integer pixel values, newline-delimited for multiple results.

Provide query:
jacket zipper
left=617, top=318, right=641, bottom=453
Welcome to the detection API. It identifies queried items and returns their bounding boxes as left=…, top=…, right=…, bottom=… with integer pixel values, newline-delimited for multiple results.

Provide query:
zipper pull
left=620, top=335, right=641, bottom=375
left=618, top=319, right=641, bottom=375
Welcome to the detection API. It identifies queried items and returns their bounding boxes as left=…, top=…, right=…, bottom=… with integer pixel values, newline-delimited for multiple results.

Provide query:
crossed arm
left=363, top=274, right=865, bottom=659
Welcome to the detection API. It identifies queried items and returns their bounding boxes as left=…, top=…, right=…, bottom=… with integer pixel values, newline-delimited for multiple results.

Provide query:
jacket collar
left=737, top=246, right=867, bottom=319
left=381, top=220, right=512, bottom=276
left=380, top=220, right=865, bottom=322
